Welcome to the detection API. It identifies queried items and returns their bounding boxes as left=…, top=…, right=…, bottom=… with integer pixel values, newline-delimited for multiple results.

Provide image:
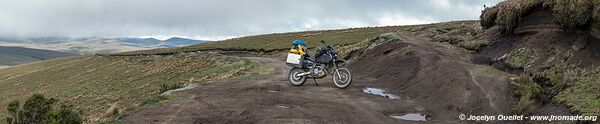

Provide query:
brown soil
left=123, top=57, right=417, bottom=123
left=349, top=35, right=514, bottom=121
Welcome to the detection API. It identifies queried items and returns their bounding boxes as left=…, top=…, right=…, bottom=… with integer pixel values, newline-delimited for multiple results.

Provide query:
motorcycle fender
left=335, top=60, right=347, bottom=67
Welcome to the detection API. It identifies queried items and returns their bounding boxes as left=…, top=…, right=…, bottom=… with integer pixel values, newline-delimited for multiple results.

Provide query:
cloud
left=0, top=0, right=502, bottom=40
left=377, top=13, right=435, bottom=26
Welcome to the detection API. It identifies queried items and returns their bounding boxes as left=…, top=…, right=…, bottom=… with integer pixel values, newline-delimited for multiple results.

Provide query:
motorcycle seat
left=304, top=56, right=315, bottom=62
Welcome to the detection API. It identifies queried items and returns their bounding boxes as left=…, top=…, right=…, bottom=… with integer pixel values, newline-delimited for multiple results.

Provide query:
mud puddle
left=362, top=87, right=400, bottom=99
left=388, top=113, right=427, bottom=121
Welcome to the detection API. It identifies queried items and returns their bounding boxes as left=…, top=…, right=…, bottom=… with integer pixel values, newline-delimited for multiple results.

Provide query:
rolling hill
left=161, top=37, right=209, bottom=48
left=0, top=46, right=76, bottom=66
left=0, top=37, right=209, bottom=55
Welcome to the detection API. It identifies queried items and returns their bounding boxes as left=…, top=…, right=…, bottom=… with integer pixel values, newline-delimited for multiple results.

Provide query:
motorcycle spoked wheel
left=332, top=68, right=352, bottom=89
left=288, top=67, right=307, bottom=86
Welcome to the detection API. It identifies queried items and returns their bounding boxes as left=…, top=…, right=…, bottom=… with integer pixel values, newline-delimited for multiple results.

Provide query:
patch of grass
left=140, top=96, right=168, bottom=106
left=540, top=64, right=566, bottom=86
left=513, top=73, right=544, bottom=98
left=512, top=73, right=543, bottom=115
left=458, top=39, right=490, bottom=51
left=159, top=83, right=184, bottom=94
left=514, top=93, right=537, bottom=115
left=505, top=48, right=536, bottom=69
left=555, top=72, right=600, bottom=116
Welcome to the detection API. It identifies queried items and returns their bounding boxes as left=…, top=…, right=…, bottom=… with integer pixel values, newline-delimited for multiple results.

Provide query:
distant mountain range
left=0, top=46, right=76, bottom=66
left=0, top=37, right=210, bottom=55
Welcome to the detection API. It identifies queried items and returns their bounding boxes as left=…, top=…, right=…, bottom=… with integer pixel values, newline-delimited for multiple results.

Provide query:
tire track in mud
left=468, top=71, right=500, bottom=114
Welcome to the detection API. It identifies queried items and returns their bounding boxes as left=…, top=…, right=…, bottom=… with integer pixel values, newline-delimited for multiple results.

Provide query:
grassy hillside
left=115, top=21, right=482, bottom=56
left=0, top=46, right=76, bottom=66
left=0, top=52, right=273, bottom=121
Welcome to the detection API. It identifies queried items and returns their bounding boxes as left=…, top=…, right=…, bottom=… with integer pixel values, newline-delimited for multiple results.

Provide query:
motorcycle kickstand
left=312, top=78, right=319, bottom=86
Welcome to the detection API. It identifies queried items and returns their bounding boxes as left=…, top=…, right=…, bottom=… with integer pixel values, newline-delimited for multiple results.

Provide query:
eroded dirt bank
left=349, top=35, right=515, bottom=121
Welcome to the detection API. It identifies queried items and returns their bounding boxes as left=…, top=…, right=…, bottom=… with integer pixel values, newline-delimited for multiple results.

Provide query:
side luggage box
left=286, top=53, right=302, bottom=67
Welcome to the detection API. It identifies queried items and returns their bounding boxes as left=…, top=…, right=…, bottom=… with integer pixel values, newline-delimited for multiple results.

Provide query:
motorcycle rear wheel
left=288, top=67, right=307, bottom=86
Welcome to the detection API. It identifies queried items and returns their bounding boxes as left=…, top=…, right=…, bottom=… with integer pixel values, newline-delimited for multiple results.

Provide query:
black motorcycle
left=286, top=40, right=352, bottom=88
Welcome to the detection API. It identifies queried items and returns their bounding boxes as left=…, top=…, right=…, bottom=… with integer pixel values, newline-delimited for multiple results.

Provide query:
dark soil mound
left=349, top=34, right=514, bottom=121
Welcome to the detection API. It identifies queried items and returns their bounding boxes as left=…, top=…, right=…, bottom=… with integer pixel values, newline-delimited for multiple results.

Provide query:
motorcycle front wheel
left=333, top=68, right=352, bottom=89
left=288, top=67, right=307, bottom=86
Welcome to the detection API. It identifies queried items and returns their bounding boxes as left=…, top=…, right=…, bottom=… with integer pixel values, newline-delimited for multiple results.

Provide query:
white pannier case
left=286, top=53, right=301, bottom=65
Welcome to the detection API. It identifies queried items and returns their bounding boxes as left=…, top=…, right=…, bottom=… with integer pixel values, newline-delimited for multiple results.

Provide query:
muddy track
left=123, top=57, right=435, bottom=123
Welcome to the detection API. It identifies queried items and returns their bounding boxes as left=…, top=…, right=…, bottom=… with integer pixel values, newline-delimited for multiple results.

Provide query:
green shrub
left=6, top=94, right=83, bottom=124
left=43, top=105, right=84, bottom=124
left=552, top=0, right=592, bottom=29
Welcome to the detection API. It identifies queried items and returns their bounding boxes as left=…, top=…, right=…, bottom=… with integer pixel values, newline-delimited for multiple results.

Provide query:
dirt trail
left=124, top=57, right=429, bottom=123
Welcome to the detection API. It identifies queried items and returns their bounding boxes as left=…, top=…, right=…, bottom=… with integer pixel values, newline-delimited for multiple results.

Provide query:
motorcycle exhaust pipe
left=297, top=72, right=310, bottom=77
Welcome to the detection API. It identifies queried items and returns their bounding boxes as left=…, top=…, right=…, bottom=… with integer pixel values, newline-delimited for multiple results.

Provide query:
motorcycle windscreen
left=316, top=54, right=333, bottom=64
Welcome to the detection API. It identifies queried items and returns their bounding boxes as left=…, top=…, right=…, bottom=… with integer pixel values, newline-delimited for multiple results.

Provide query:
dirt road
left=123, top=57, right=435, bottom=123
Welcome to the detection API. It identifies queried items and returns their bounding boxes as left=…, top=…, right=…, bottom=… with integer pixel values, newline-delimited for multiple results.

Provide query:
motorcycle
left=285, top=40, right=352, bottom=89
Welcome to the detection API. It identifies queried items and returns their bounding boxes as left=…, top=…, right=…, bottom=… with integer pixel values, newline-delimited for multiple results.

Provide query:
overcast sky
left=0, top=0, right=501, bottom=40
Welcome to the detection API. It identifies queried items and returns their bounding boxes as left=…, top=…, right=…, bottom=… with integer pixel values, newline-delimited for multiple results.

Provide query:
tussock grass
left=480, top=6, right=498, bottom=29
left=493, top=0, right=545, bottom=33
left=512, top=73, right=542, bottom=115
left=552, top=0, right=593, bottom=30
left=555, top=72, right=600, bottom=116
left=481, top=0, right=597, bottom=32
